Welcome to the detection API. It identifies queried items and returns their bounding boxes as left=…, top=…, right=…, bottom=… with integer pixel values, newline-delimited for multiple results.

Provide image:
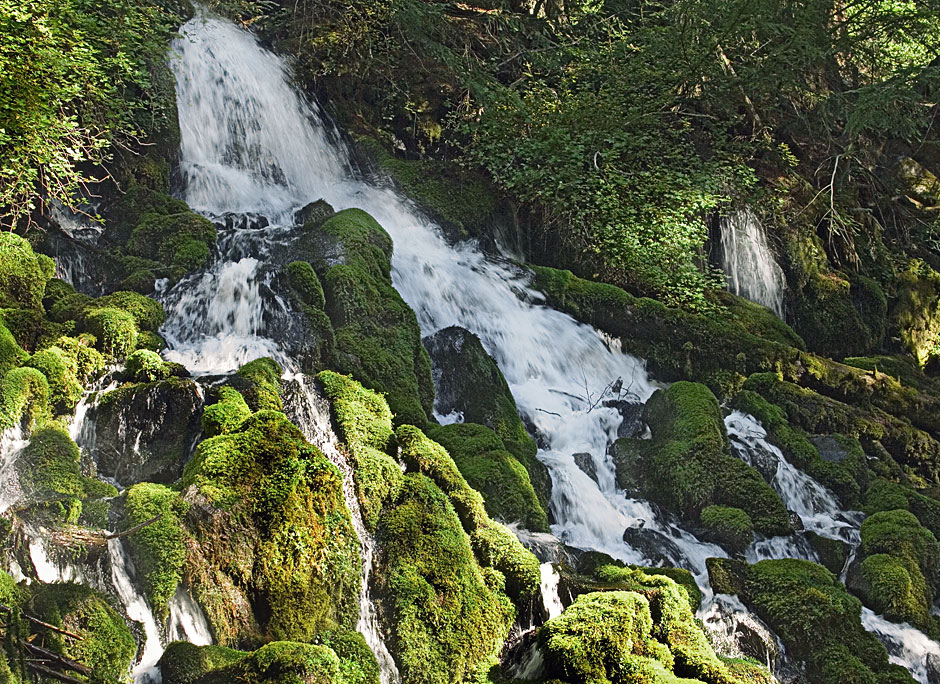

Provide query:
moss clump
left=624, top=382, right=789, bottom=534
left=125, top=349, right=172, bottom=383
left=231, top=357, right=283, bottom=412
left=539, top=571, right=753, bottom=684
left=376, top=473, right=513, bottom=684
left=26, top=346, right=83, bottom=410
left=0, top=366, right=50, bottom=432
left=0, top=232, right=55, bottom=310
left=202, top=386, right=252, bottom=438
left=396, top=424, right=540, bottom=604
left=0, top=313, right=27, bottom=374
left=124, top=482, right=189, bottom=621
left=27, top=582, right=136, bottom=683
left=286, top=261, right=326, bottom=310
left=16, top=424, right=109, bottom=508
left=865, top=478, right=940, bottom=538
left=853, top=509, right=940, bottom=629
left=318, top=208, right=434, bottom=426
left=160, top=642, right=247, bottom=684
left=181, top=410, right=360, bottom=644
left=127, top=211, right=217, bottom=279
left=95, top=290, right=165, bottom=331
left=700, top=505, right=754, bottom=553
left=423, top=325, right=550, bottom=512
left=317, top=371, right=402, bottom=530
left=427, top=422, right=549, bottom=533
left=891, top=264, right=940, bottom=367
left=83, top=307, right=138, bottom=359
left=707, top=557, right=914, bottom=684
left=282, top=261, right=335, bottom=371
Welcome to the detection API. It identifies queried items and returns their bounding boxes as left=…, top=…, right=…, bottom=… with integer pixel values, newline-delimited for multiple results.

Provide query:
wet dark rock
left=811, top=435, right=850, bottom=462
left=729, top=437, right=780, bottom=483
left=789, top=511, right=805, bottom=532
left=86, top=378, right=203, bottom=486
left=216, top=212, right=269, bottom=232
left=573, top=453, right=597, bottom=483
left=294, top=199, right=335, bottom=229
left=609, top=438, right=644, bottom=493
left=603, top=399, right=645, bottom=439
left=926, top=653, right=940, bottom=684
left=622, top=525, right=693, bottom=571
left=805, top=531, right=848, bottom=574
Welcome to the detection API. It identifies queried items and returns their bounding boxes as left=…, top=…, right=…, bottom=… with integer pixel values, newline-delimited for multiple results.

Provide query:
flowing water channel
left=8, top=10, right=937, bottom=683
left=719, top=209, right=787, bottom=318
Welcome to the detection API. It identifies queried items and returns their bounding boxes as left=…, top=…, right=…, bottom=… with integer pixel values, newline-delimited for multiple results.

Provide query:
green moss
left=0, top=366, right=49, bottom=432
left=864, top=479, right=940, bottom=538
left=202, top=386, right=252, bottom=437
left=160, top=642, right=247, bottom=684
left=95, top=291, right=165, bottom=331
left=286, top=261, right=326, bottom=310
left=843, top=356, right=930, bottom=391
left=83, top=307, right=138, bottom=359
left=628, top=382, right=789, bottom=534
left=317, top=371, right=402, bottom=530
left=125, top=349, right=172, bottom=383
left=715, top=289, right=806, bottom=349
left=396, top=424, right=540, bottom=604
left=137, top=329, right=166, bottom=352
left=0, top=307, right=71, bottom=353
left=376, top=473, right=513, bottom=684
left=0, top=313, right=27, bottom=374
left=707, top=557, right=913, bottom=684
left=26, top=346, right=83, bottom=410
left=701, top=505, right=754, bottom=553
left=181, top=410, right=360, bottom=644
left=0, top=232, right=54, bottom=310
left=427, top=422, right=549, bottom=533
left=108, top=186, right=189, bottom=234
left=318, top=209, right=433, bottom=426
left=282, top=261, right=335, bottom=370
left=16, top=424, right=96, bottom=501
left=891, top=264, right=940, bottom=367
left=27, top=582, right=136, bottom=683
left=124, top=483, right=189, bottom=621
left=128, top=211, right=217, bottom=278
left=317, top=630, right=380, bottom=684
left=232, top=358, right=283, bottom=412
left=854, top=509, right=940, bottom=629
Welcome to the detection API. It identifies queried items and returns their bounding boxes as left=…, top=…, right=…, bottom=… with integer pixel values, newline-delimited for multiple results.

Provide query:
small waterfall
left=538, top=563, right=564, bottom=621
left=0, top=426, right=28, bottom=514
left=283, top=374, right=401, bottom=684
left=699, top=593, right=781, bottom=670
left=719, top=209, right=786, bottom=317
left=168, top=586, right=213, bottom=645
left=109, top=538, right=165, bottom=684
left=28, top=534, right=82, bottom=583
left=861, top=608, right=940, bottom=684
left=725, top=411, right=862, bottom=563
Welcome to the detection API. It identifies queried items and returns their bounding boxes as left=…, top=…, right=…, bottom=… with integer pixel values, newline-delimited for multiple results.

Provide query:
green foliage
left=124, top=482, right=189, bottom=621
left=83, top=307, right=138, bottom=359
left=700, top=505, right=754, bottom=553
left=125, top=349, right=172, bottom=383
left=0, top=233, right=54, bottom=309
left=318, top=209, right=434, bottom=426
left=181, top=410, right=360, bottom=644
left=0, top=0, right=184, bottom=224
left=27, top=582, right=137, bottom=683
left=376, top=473, right=513, bottom=684
left=707, top=557, right=914, bottom=684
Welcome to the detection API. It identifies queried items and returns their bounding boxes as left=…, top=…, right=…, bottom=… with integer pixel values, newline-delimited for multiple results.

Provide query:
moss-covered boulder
left=848, top=509, right=940, bottom=630
left=864, top=478, right=940, bottom=539
left=374, top=473, right=514, bottom=684
left=538, top=568, right=765, bottom=684
left=89, top=377, right=203, bottom=486
left=124, top=349, right=173, bottom=383
left=202, top=385, right=252, bottom=438
left=181, top=410, right=360, bottom=646
left=422, top=325, right=551, bottom=512
left=891, top=262, right=940, bottom=367
left=0, top=366, right=50, bottom=432
left=27, top=341, right=102, bottom=411
left=159, top=638, right=379, bottom=684
left=707, top=557, right=916, bottom=684
left=83, top=307, right=138, bottom=359
left=618, top=382, right=789, bottom=535
left=278, top=259, right=336, bottom=370
left=26, top=582, right=137, bottom=683
left=425, top=422, right=549, bottom=533
left=315, top=209, right=434, bottom=426
left=700, top=505, right=754, bottom=554
left=127, top=211, right=217, bottom=279
left=0, top=232, right=55, bottom=310
left=229, top=357, right=283, bottom=412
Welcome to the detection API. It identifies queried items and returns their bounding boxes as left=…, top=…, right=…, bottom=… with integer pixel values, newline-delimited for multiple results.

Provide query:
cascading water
left=861, top=609, right=940, bottom=684
left=719, top=209, right=786, bottom=317
left=167, top=586, right=213, bottom=645
left=0, top=427, right=28, bottom=514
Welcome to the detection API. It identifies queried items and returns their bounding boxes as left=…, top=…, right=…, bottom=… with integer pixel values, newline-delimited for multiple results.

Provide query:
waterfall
left=861, top=609, right=940, bottom=684
left=538, top=563, right=564, bottom=621
left=282, top=374, right=401, bottom=684
left=719, top=209, right=786, bottom=317
left=0, top=426, right=28, bottom=514
left=168, top=586, right=213, bottom=645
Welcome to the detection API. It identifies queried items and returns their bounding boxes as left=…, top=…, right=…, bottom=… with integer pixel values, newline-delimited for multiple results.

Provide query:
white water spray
left=719, top=209, right=786, bottom=317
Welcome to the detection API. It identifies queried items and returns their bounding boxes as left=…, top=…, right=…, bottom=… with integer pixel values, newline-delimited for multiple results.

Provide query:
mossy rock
left=83, top=307, right=138, bottom=359
left=706, top=557, right=916, bottom=684
left=317, top=371, right=402, bottom=531
left=202, top=385, right=252, bottom=437
left=127, top=211, right=217, bottom=278
left=375, top=473, right=514, bottom=684
left=160, top=642, right=247, bottom=684
left=422, top=325, right=550, bottom=511
left=426, top=422, right=549, bottom=533
left=0, top=366, right=50, bottom=432
left=27, top=582, right=137, bottom=683
left=0, top=306, right=71, bottom=354
left=0, top=232, right=55, bottom=310
left=629, top=382, right=789, bottom=535
left=27, top=346, right=83, bottom=410
left=124, top=482, right=189, bottom=621
left=317, top=209, right=434, bottom=426
left=95, top=291, right=166, bottom=331
left=181, top=410, right=360, bottom=645
left=230, top=357, right=283, bottom=412
left=892, top=263, right=940, bottom=367
left=864, top=478, right=940, bottom=539
left=0, top=313, right=28, bottom=374
left=124, top=349, right=173, bottom=383
left=700, top=505, right=754, bottom=553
